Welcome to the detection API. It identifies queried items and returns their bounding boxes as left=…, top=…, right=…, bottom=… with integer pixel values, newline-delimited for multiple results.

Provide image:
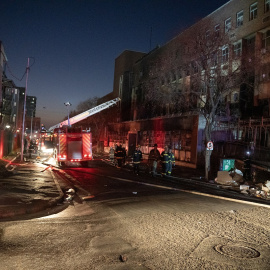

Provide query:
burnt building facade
left=102, top=0, right=270, bottom=167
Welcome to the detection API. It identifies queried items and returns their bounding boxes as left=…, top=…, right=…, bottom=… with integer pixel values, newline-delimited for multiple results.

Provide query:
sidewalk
left=0, top=154, right=64, bottom=220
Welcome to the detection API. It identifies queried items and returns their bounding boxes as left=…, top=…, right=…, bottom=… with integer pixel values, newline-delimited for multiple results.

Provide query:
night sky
left=1, top=0, right=229, bottom=128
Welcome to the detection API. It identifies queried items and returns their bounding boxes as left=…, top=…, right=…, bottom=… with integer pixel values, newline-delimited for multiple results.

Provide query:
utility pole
left=21, top=58, right=30, bottom=162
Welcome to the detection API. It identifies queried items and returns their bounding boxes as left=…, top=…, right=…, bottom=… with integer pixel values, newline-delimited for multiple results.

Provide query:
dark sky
left=1, top=0, right=229, bottom=128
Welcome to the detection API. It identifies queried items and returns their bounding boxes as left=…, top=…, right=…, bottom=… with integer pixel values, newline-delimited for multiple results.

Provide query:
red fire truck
left=52, top=127, right=92, bottom=167
left=47, top=98, right=120, bottom=167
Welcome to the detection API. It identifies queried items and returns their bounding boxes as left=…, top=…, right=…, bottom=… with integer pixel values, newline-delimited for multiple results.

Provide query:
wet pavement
left=0, top=154, right=64, bottom=220
left=0, top=153, right=269, bottom=221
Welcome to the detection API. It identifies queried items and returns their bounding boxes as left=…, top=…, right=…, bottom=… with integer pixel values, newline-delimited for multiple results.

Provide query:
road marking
left=108, top=176, right=270, bottom=209
left=53, top=166, right=270, bottom=209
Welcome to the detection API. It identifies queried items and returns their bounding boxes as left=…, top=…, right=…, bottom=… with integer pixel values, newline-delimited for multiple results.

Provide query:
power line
left=5, top=57, right=35, bottom=82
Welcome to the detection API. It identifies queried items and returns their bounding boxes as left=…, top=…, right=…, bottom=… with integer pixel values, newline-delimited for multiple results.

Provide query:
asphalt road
left=0, top=159, right=269, bottom=270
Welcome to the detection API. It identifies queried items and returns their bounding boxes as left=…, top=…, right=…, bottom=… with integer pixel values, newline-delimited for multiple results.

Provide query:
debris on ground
left=82, top=195, right=95, bottom=200
left=119, top=254, right=128, bottom=262
left=64, top=188, right=76, bottom=203
left=215, top=169, right=270, bottom=200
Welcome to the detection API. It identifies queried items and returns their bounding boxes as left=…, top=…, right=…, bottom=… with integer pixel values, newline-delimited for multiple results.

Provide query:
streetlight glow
left=64, top=102, right=72, bottom=127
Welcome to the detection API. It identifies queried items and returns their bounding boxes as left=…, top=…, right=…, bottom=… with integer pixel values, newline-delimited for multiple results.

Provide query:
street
left=0, top=159, right=270, bottom=270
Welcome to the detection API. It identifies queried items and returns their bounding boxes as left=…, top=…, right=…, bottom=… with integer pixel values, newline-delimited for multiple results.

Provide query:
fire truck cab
left=52, top=126, right=92, bottom=167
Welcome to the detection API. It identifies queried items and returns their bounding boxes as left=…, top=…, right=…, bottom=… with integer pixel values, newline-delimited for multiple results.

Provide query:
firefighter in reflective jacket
left=160, top=145, right=169, bottom=176
left=168, top=147, right=175, bottom=175
left=133, top=145, right=142, bottom=175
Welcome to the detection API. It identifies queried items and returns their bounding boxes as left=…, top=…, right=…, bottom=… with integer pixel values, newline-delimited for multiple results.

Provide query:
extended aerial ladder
left=48, top=97, right=120, bottom=131
left=46, top=97, right=120, bottom=167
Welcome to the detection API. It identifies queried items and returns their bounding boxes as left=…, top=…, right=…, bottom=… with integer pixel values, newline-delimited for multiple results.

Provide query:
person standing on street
left=115, top=143, right=124, bottom=168
left=133, top=145, right=142, bottom=175
left=168, top=147, right=175, bottom=176
left=109, top=146, right=114, bottom=163
left=148, top=144, right=160, bottom=176
left=160, top=145, right=169, bottom=176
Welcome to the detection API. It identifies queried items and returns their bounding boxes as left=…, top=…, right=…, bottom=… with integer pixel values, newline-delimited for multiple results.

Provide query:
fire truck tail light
left=58, top=155, right=67, bottom=161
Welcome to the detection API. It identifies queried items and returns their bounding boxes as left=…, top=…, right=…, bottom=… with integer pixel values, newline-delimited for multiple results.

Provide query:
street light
left=64, top=102, right=72, bottom=127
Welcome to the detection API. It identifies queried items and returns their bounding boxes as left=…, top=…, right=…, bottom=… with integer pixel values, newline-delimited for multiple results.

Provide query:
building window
left=262, top=30, right=270, bottom=49
left=236, top=10, right=243, bottom=27
left=225, top=17, right=231, bottom=33
left=172, top=71, right=177, bottom=82
left=205, top=30, right=210, bottom=40
left=215, top=24, right=220, bottom=38
left=250, top=2, right=258, bottom=20
left=211, top=51, right=218, bottom=66
left=233, top=41, right=242, bottom=58
left=192, top=61, right=198, bottom=74
left=222, top=46, right=229, bottom=63
left=266, top=0, right=270, bottom=12
left=233, top=92, right=239, bottom=102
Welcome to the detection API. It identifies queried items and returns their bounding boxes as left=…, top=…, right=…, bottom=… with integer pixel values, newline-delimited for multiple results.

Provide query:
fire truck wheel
left=81, top=161, right=88, bottom=168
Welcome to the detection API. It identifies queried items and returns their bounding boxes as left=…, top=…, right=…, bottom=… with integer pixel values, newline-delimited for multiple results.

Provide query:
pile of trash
left=214, top=168, right=270, bottom=200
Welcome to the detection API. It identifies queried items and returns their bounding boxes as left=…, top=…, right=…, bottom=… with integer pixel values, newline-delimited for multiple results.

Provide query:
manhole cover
left=214, top=244, right=260, bottom=259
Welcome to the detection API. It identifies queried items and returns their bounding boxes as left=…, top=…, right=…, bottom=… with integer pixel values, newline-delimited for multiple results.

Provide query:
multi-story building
left=26, top=96, right=36, bottom=117
left=101, top=0, right=270, bottom=167
left=0, top=67, right=39, bottom=155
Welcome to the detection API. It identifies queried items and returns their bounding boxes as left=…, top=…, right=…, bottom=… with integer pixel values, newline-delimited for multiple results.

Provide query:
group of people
left=133, top=144, right=175, bottom=176
left=110, top=143, right=175, bottom=176
left=148, top=144, right=175, bottom=176
left=110, top=144, right=126, bottom=168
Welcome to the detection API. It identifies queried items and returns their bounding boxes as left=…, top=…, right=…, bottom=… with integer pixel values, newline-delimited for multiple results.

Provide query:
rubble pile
left=215, top=168, right=270, bottom=200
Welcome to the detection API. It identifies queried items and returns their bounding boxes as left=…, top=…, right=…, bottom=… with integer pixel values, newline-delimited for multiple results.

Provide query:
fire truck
left=47, top=97, right=120, bottom=167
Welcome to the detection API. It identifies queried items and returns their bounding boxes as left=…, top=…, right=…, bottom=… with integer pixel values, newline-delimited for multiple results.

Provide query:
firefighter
left=133, top=145, right=142, bottom=175
left=115, top=143, right=125, bottom=168
left=167, top=147, right=175, bottom=176
left=160, top=145, right=169, bottom=176
left=148, top=143, right=160, bottom=176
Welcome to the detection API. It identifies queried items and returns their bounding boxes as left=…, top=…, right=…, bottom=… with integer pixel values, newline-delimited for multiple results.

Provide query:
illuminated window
left=225, top=17, right=231, bottom=33
left=236, top=10, right=243, bottom=27
left=266, top=0, right=270, bottom=12
left=250, top=2, right=258, bottom=20
left=222, top=46, right=229, bottom=63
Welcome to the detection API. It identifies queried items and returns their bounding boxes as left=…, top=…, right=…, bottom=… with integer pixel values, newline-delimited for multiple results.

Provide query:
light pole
left=30, top=109, right=36, bottom=140
left=21, top=58, right=30, bottom=162
left=64, top=102, right=72, bottom=127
